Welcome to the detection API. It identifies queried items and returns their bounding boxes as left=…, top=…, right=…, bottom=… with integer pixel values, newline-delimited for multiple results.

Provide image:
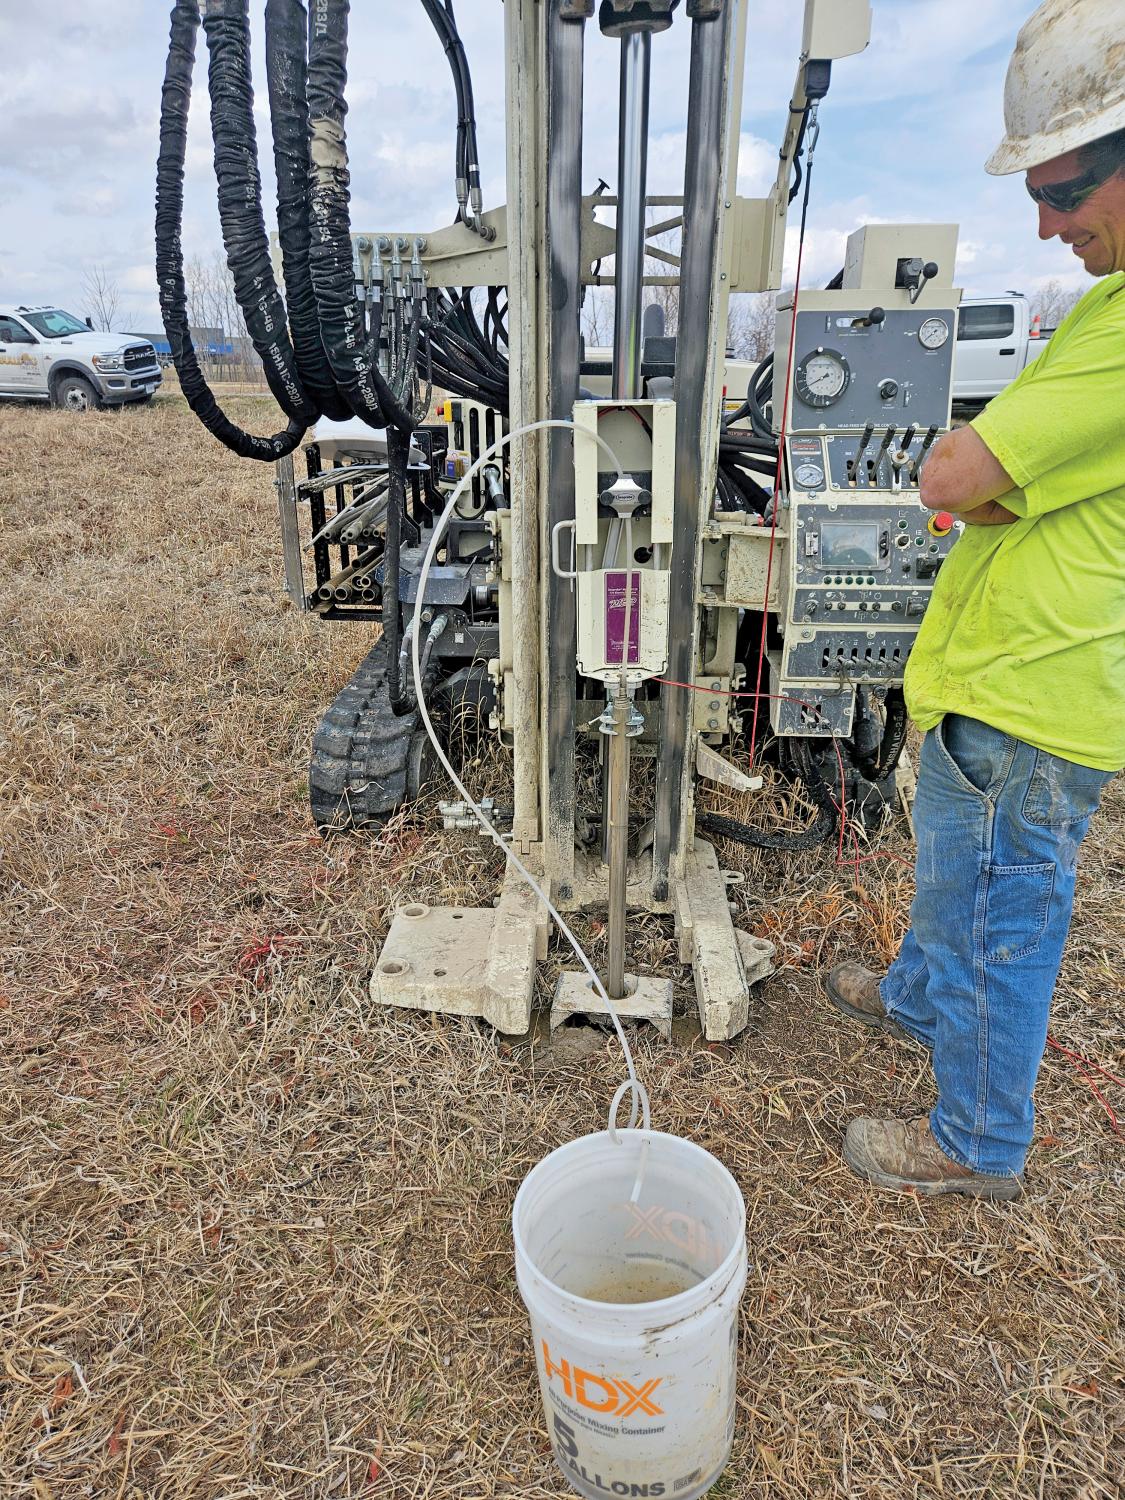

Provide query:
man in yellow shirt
left=825, top=0, right=1124, bottom=1199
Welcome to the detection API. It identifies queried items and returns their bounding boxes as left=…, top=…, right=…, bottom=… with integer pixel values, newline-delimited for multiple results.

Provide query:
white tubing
left=410, top=418, right=652, bottom=1136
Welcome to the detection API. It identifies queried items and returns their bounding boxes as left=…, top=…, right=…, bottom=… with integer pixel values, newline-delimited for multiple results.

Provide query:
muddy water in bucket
left=513, top=1129, right=747, bottom=1500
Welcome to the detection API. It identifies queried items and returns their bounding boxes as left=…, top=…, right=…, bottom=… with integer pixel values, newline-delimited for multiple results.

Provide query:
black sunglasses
left=1026, top=155, right=1122, bottom=214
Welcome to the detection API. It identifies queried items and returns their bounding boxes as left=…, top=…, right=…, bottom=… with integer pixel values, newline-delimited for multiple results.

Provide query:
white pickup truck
left=0, top=305, right=162, bottom=411
left=951, top=292, right=1050, bottom=406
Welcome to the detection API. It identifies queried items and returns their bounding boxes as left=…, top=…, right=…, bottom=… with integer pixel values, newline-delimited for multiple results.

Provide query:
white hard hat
left=986, top=0, right=1125, bottom=175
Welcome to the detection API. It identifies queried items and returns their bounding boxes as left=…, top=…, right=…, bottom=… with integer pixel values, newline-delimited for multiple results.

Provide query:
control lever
left=892, top=425, right=918, bottom=486
left=846, top=422, right=874, bottom=485
left=897, top=257, right=940, bottom=304
left=864, top=425, right=895, bottom=486
left=910, top=424, right=940, bottom=480
left=851, top=305, right=885, bottom=330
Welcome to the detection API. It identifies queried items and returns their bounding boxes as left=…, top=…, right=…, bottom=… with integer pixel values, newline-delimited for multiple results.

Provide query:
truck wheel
left=53, top=375, right=102, bottom=412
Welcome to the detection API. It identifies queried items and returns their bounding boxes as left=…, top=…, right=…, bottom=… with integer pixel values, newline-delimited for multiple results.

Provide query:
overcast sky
left=0, top=1, right=1084, bottom=336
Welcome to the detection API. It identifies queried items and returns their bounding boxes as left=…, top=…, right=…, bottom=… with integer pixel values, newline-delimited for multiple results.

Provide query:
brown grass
left=1, top=397, right=1123, bottom=1498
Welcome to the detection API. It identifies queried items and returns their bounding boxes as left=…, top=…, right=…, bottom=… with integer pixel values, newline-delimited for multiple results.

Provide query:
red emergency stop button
left=927, top=511, right=955, bottom=537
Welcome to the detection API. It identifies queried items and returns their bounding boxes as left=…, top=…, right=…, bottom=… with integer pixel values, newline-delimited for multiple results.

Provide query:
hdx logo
left=541, top=1341, right=663, bottom=1418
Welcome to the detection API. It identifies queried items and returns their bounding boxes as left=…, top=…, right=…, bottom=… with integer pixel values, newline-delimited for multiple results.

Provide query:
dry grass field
left=1, top=396, right=1123, bottom=1499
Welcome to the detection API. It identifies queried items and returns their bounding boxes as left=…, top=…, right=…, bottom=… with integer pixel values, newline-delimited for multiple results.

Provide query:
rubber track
left=309, top=641, right=419, bottom=832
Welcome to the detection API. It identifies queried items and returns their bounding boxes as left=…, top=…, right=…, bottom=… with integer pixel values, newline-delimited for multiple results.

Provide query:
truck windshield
left=22, top=310, right=90, bottom=339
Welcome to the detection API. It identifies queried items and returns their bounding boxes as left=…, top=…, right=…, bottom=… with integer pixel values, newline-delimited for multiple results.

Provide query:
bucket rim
left=512, top=1126, right=747, bottom=1315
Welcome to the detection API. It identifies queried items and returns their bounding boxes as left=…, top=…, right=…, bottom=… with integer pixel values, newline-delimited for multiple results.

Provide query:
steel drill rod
left=605, top=689, right=632, bottom=1001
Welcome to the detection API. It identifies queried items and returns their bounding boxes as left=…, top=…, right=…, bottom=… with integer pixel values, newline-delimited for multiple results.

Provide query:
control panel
left=769, top=265, right=960, bottom=739
left=783, top=305, right=955, bottom=434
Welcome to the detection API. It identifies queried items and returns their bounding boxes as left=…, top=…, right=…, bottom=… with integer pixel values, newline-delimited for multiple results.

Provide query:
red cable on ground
left=1046, top=1036, right=1125, bottom=1137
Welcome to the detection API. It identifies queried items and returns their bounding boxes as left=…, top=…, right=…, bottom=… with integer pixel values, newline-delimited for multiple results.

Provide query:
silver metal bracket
left=551, top=971, right=674, bottom=1040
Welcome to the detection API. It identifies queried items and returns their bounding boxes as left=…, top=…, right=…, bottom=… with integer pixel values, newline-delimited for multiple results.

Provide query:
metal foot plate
left=370, top=873, right=546, bottom=1034
left=675, top=839, right=776, bottom=1041
left=550, top=972, right=675, bottom=1040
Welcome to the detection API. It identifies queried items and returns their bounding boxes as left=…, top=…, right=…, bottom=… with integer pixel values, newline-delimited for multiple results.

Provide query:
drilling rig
left=157, top=0, right=962, bottom=1041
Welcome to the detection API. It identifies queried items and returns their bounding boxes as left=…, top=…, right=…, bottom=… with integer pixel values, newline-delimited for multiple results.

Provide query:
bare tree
left=1030, top=278, right=1082, bottom=331
left=182, top=251, right=265, bottom=385
left=81, top=263, right=120, bottom=332
left=581, top=215, right=779, bottom=373
left=580, top=286, right=614, bottom=350
left=726, top=292, right=774, bottom=361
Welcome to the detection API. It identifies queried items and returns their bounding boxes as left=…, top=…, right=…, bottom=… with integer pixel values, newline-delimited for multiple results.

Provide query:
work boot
left=843, top=1115, right=1023, bottom=1200
left=824, top=962, right=911, bottom=1040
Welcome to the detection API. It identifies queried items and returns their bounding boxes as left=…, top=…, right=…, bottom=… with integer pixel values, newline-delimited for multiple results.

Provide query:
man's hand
left=919, top=426, right=1016, bottom=515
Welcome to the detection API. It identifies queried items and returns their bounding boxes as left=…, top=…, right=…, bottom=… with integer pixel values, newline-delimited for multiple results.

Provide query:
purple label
left=604, top=572, right=641, bottom=665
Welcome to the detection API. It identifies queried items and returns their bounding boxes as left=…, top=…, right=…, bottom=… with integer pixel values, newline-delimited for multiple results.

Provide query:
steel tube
left=605, top=690, right=632, bottom=999
left=541, top=0, right=587, bottom=887
left=612, top=32, right=651, bottom=401
left=652, top=3, right=735, bottom=899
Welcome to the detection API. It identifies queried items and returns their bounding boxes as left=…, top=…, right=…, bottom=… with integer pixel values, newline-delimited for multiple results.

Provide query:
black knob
left=879, top=379, right=899, bottom=400
left=867, top=306, right=886, bottom=326
left=923, top=261, right=939, bottom=280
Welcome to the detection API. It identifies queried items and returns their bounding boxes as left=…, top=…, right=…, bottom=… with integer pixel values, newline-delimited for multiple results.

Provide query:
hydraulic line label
left=605, top=573, right=641, bottom=665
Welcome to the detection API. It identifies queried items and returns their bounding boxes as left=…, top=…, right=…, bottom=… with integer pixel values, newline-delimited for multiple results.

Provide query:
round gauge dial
left=918, top=316, right=950, bottom=349
left=794, top=462, right=824, bottom=489
left=795, top=347, right=850, bottom=408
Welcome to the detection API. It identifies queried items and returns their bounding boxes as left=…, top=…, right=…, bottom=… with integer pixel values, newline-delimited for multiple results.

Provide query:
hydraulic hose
left=156, top=0, right=307, bottom=460
left=201, top=0, right=319, bottom=427
left=698, top=739, right=837, bottom=851
left=383, top=426, right=409, bottom=707
left=853, top=687, right=909, bottom=784
left=264, top=0, right=351, bottom=419
left=304, top=0, right=415, bottom=433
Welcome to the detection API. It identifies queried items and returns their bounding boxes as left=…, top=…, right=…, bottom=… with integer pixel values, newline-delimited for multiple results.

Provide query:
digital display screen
left=819, top=521, right=881, bottom=567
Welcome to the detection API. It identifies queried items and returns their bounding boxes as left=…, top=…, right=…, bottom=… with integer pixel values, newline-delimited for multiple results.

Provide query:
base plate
left=550, top=971, right=675, bottom=1040
left=370, top=873, right=546, bottom=1033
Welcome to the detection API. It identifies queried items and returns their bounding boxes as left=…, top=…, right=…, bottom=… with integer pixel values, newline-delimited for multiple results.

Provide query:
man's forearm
left=919, top=428, right=1015, bottom=514
left=959, top=500, right=1018, bottom=526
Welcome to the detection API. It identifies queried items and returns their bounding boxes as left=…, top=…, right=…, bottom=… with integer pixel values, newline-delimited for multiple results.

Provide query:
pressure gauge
left=794, top=462, right=824, bottom=489
left=918, top=316, right=950, bottom=349
left=795, top=347, right=850, bottom=408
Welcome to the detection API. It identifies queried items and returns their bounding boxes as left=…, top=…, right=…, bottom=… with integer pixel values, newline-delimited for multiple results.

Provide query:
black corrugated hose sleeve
left=265, top=0, right=351, bottom=420
left=698, top=755, right=836, bottom=850
left=697, top=805, right=834, bottom=851
left=305, top=0, right=415, bottom=434
left=202, top=0, right=318, bottom=426
left=156, top=0, right=305, bottom=460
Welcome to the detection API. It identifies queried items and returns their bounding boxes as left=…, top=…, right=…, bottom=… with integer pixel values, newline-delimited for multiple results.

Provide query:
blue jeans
left=881, top=714, right=1110, bottom=1178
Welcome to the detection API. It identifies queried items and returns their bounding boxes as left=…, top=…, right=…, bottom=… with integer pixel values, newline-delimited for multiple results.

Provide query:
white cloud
left=0, top=1, right=1098, bottom=331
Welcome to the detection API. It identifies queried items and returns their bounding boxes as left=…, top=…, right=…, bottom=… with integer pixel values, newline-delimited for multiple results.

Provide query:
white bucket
left=513, top=1127, right=747, bottom=1500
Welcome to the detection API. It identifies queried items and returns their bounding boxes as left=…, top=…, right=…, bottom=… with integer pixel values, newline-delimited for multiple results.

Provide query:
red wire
left=1046, top=1036, right=1125, bottom=1137
left=653, top=676, right=912, bottom=871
